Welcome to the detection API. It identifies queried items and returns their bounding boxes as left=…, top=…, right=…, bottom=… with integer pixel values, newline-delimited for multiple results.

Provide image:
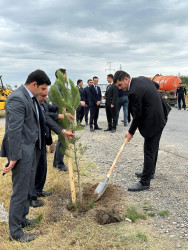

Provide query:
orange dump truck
left=149, top=74, right=181, bottom=106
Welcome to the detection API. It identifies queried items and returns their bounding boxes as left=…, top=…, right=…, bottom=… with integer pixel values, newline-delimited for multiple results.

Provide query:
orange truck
left=149, top=74, right=181, bottom=106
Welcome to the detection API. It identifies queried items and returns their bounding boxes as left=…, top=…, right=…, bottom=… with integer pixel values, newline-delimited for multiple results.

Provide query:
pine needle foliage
left=49, top=71, right=81, bottom=154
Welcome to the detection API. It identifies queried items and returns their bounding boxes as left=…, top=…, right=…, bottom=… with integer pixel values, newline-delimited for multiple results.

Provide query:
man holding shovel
left=113, top=70, right=168, bottom=192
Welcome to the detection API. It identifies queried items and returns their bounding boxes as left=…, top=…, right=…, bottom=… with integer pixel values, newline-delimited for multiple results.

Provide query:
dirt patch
left=47, top=183, right=126, bottom=224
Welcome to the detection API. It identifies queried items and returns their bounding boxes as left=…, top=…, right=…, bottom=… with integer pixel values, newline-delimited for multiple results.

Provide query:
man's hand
left=61, top=129, right=75, bottom=139
left=111, top=104, right=114, bottom=108
left=2, top=160, right=17, bottom=175
left=125, top=132, right=133, bottom=142
left=81, top=101, right=86, bottom=107
left=58, top=114, right=64, bottom=120
left=66, top=113, right=74, bottom=122
left=96, top=101, right=100, bottom=106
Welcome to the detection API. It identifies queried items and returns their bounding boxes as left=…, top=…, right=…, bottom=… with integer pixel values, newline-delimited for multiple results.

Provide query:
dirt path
left=77, top=108, right=188, bottom=249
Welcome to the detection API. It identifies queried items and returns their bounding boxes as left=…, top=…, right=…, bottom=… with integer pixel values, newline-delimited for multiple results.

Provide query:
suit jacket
left=88, top=84, right=102, bottom=107
left=105, top=83, right=119, bottom=107
left=42, top=101, right=59, bottom=145
left=1, top=85, right=40, bottom=161
left=83, top=86, right=90, bottom=106
left=128, top=77, right=166, bottom=139
left=77, top=86, right=84, bottom=101
left=42, top=101, right=64, bottom=139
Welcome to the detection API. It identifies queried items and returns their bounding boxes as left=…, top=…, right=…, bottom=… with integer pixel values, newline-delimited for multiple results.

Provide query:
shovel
left=94, top=137, right=129, bottom=201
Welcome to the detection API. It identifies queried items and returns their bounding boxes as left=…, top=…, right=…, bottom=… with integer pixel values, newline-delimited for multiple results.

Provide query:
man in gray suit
left=1, top=70, right=74, bottom=242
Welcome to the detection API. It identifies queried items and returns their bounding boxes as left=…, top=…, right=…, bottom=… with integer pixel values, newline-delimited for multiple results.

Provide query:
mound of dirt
left=47, top=183, right=126, bottom=224
left=96, top=208, right=122, bottom=225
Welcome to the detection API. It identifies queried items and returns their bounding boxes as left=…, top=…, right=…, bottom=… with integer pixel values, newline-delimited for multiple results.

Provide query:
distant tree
left=179, top=75, right=188, bottom=91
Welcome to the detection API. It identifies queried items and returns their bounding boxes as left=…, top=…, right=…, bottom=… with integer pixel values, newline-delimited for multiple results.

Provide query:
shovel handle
left=107, top=137, right=129, bottom=177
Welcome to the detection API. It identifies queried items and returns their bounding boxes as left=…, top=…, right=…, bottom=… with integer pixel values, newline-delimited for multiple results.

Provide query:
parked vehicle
left=0, top=75, right=12, bottom=110
left=149, top=74, right=181, bottom=106
left=98, top=83, right=108, bottom=107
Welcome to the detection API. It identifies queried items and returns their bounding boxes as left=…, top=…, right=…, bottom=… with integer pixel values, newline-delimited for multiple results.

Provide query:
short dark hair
left=25, top=69, right=51, bottom=86
left=113, top=71, right=130, bottom=83
left=93, top=76, right=99, bottom=80
left=87, top=79, right=92, bottom=83
left=55, top=68, right=66, bottom=78
left=107, top=74, right=113, bottom=79
left=77, top=79, right=83, bottom=85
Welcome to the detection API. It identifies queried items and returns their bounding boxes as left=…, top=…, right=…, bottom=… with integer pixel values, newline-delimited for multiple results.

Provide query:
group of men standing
left=76, top=74, right=129, bottom=133
left=1, top=68, right=172, bottom=243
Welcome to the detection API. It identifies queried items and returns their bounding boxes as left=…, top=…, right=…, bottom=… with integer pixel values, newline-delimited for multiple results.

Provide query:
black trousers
left=140, top=129, right=163, bottom=186
left=35, top=146, right=47, bottom=194
left=106, top=105, right=117, bottom=130
left=89, top=106, right=99, bottom=128
left=76, top=106, right=84, bottom=123
left=53, top=140, right=65, bottom=168
left=84, top=106, right=90, bottom=124
left=178, top=95, right=186, bottom=109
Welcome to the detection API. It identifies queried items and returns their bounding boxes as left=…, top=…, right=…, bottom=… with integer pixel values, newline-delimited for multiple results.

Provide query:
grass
left=0, top=110, right=5, bottom=118
left=122, top=206, right=147, bottom=222
left=0, top=127, right=176, bottom=249
left=157, top=210, right=170, bottom=218
left=25, top=214, right=43, bottom=231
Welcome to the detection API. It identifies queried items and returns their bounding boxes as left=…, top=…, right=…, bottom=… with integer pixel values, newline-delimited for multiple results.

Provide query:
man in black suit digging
left=113, top=70, right=167, bottom=192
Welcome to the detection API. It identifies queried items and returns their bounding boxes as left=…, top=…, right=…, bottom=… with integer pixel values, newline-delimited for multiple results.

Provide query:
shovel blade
left=94, top=177, right=109, bottom=201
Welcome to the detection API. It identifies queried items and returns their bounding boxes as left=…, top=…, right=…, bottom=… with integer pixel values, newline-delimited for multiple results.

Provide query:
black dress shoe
left=111, top=129, right=116, bottom=133
left=58, top=165, right=68, bottom=171
left=30, top=199, right=44, bottom=208
left=135, top=171, right=154, bottom=179
left=11, top=233, right=37, bottom=242
left=104, top=128, right=111, bottom=132
left=128, top=182, right=150, bottom=192
left=37, top=190, right=52, bottom=197
left=90, top=128, right=95, bottom=132
left=22, top=219, right=36, bottom=228
left=94, top=127, right=102, bottom=130
left=54, top=165, right=68, bottom=171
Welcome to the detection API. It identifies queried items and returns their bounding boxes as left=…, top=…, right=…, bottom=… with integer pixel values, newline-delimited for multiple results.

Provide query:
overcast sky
left=1, top=0, right=188, bottom=87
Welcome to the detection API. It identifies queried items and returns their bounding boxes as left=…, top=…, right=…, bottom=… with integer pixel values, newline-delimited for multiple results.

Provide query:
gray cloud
left=0, top=0, right=188, bottom=87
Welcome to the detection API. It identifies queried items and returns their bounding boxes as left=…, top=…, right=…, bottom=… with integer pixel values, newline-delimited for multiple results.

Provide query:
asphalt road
left=100, top=106, right=188, bottom=159
left=0, top=107, right=187, bottom=158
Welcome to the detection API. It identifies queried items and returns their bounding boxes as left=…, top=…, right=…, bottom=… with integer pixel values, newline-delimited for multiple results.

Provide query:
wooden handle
left=67, top=149, right=76, bottom=203
left=107, top=137, right=129, bottom=177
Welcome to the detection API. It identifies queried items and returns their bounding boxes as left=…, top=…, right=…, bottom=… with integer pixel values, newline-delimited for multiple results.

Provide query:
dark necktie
left=32, top=97, right=42, bottom=149
left=95, top=86, right=98, bottom=94
left=107, top=84, right=111, bottom=92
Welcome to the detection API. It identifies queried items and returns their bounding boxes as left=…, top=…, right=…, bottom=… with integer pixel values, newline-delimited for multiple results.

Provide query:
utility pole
left=105, top=62, right=115, bottom=74
left=119, top=64, right=122, bottom=70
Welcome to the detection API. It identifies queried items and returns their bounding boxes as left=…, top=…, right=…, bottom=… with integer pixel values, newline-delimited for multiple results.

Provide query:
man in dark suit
left=76, top=79, right=85, bottom=126
left=104, top=74, right=119, bottom=133
left=0, top=70, right=51, bottom=242
left=50, top=68, right=69, bottom=171
left=176, top=82, right=187, bottom=110
left=114, top=70, right=167, bottom=191
left=83, top=79, right=93, bottom=125
left=30, top=93, right=74, bottom=207
left=89, top=76, right=102, bottom=132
